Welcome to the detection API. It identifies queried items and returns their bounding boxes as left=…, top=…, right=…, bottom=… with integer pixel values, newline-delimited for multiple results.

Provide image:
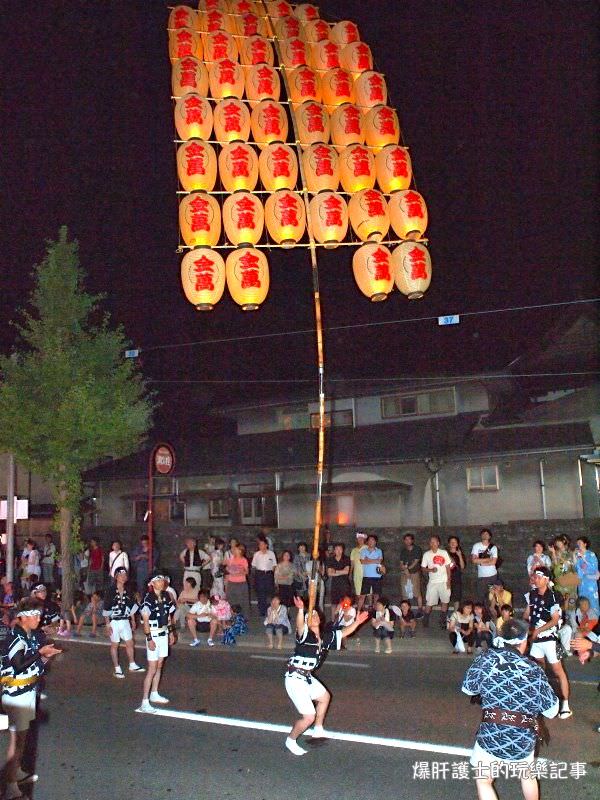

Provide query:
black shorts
left=195, top=621, right=211, bottom=633
left=361, top=576, right=383, bottom=595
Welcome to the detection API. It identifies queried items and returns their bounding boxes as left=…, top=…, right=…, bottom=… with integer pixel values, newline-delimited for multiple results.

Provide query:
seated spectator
left=575, top=596, right=598, bottom=636
left=488, top=577, right=512, bottom=622
left=187, top=590, right=213, bottom=647
left=448, top=600, right=475, bottom=654
left=1, top=581, right=15, bottom=609
left=472, top=602, right=493, bottom=651
left=292, top=542, right=310, bottom=596
left=335, top=597, right=357, bottom=628
left=372, top=597, right=394, bottom=654
left=495, top=603, right=514, bottom=638
left=395, top=600, right=416, bottom=638
left=222, top=604, right=249, bottom=646
left=68, top=591, right=87, bottom=637
left=208, top=594, right=232, bottom=646
left=175, top=577, right=198, bottom=630
left=75, top=591, right=105, bottom=637
left=264, top=596, right=292, bottom=648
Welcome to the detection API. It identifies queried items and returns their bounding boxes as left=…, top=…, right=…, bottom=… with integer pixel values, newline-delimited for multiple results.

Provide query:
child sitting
left=575, top=596, right=598, bottom=636
left=372, top=598, right=394, bottom=654
left=494, top=603, right=513, bottom=637
left=448, top=600, right=475, bottom=654
left=207, top=594, right=232, bottom=646
left=187, top=590, right=213, bottom=647
left=222, top=604, right=249, bottom=646
left=75, top=591, right=104, bottom=637
left=264, top=596, right=291, bottom=649
left=395, top=600, right=416, bottom=638
left=472, top=602, right=492, bottom=651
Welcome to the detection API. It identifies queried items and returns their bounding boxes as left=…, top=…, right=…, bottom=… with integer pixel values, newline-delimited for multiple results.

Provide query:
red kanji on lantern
left=174, top=8, right=190, bottom=27
left=363, top=189, right=385, bottom=217
left=175, top=29, right=193, bottom=58
left=354, top=43, right=372, bottom=71
left=207, top=11, right=223, bottom=31
left=323, top=194, right=343, bottom=226
left=237, top=0, right=253, bottom=12
left=390, top=148, right=409, bottom=177
left=407, top=246, right=428, bottom=279
left=249, top=39, right=268, bottom=64
left=256, top=66, right=275, bottom=95
left=242, top=14, right=259, bottom=36
left=350, top=147, right=371, bottom=177
left=222, top=101, right=242, bottom=132
left=298, top=68, right=317, bottom=96
left=323, top=42, right=340, bottom=69
left=289, top=39, right=307, bottom=66
left=239, top=250, right=261, bottom=288
left=193, top=254, right=215, bottom=292
left=370, top=247, right=391, bottom=281
left=261, top=104, right=283, bottom=135
left=189, top=195, right=211, bottom=232
left=277, top=193, right=299, bottom=227
left=368, top=74, right=384, bottom=102
left=313, top=144, right=334, bottom=176
left=229, top=146, right=251, bottom=177
left=179, top=58, right=199, bottom=89
left=217, top=59, right=237, bottom=85
left=271, top=146, right=291, bottom=177
left=342, top=106, right=361, bottom=135
left=403, top=190, right=424, bottom=218
left=235, top=195, right=257, bottom=229
left=377, top=107, right=396, bottom=135
left=276, top=0, right=291, bottom=14
left=332, top=70, right=352, bottom=97
left=184, top=95, right=205, bottom=125
left=185, top=142, right=206, bottom=175
left=305, top=103, right=325, bottom=133
left=212, top=32, right=230, bottom=61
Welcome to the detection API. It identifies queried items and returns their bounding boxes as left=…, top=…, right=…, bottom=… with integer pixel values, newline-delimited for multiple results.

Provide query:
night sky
left=1, top=1, right=598, bottom=419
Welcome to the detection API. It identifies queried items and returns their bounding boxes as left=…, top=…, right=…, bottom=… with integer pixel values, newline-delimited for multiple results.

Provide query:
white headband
left=17, top=609, right=42, bottom=618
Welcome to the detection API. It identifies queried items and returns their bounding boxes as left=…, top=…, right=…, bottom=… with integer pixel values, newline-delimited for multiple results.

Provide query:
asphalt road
left=6, top=632, right=599, bottom=800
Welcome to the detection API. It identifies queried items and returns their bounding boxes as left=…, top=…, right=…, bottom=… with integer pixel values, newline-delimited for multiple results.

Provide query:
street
left=12, top=631, right=600, bottom=800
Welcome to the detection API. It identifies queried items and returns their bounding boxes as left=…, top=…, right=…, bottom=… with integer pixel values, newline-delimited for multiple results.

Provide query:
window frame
left=467, top=464, right=500, bottom=492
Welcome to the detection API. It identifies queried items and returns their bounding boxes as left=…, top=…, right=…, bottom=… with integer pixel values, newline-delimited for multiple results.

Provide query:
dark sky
left=1, top=1, right=598, bottom=416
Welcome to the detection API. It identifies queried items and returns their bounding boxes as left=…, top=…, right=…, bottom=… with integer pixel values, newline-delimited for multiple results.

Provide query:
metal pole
left=539, top=459, right=547, bottom=520
left=434, top=470, right=442, bottom=527
left=147, top=447, right=155, bottom=575
left=6, top=453, right=15, bottom=583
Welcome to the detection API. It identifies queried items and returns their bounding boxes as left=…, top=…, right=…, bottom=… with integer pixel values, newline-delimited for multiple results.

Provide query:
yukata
left=222, top=613, right=248, bottom=645
left=575, top=550, right=599, bottom=615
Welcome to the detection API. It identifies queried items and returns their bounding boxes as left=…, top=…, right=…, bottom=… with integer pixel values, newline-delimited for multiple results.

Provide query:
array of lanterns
left=169, top=1, right=432, bottom=310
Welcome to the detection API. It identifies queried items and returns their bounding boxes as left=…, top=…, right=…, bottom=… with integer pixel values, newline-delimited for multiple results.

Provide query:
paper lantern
left=181, top=248, right=226, bottom=310
left=311, top=40, right=341, bottom=72
left=352, top=244, right=394, bottom=301
left=349, top=188, right=390, bottom=242
left=174, top=93, right=213, bottom=140
left=204, top=30, right=238, bottom=62
left=294, top=4, right=319, bottom=22
left=341, top=42, right=373, bottom=76
left=237, top=12, right=267, bottom=38
left=392, top=242, right=432, bottom=299
left=354, top=71, right=387, bottom=109
left=172, top=57, right=209, bottom=97
left=226, top=248, right=269, bottom=310
left=245, top=64, right=280, bottom=104
left=330, top=20, right=360, bottom=45
left=176, top=141, right=217, bottom=191
left=239, top=35, right=275, bottom=67
left=339, top=143, right=375, bottom=192
left=302, top=143, right=339, bottom=193
left=295, top=101, right=330, bottom=146
left=251, top=100, right=288, bottom=148
left=213, top=97, right=251, bottom=142
left=279, top=37, right=310, bottom=69
left=303, top=19, right=330, bottom=43
left=364, top=105, right=400, bottom=151
left=268, top=1, right=293, bottom=18
left=259, top=143, right=298, bottom=191
left=209, top=58, right=245, bottom=99
left=274, top=15, right=301, bottom=40
left=230, top=0, right=256, bottom=14
left=265, top=190, right=306, bottom=247
left=223, top=191, right=264, bottom=245
left=169, top=28, right=203, bottom=64
left=179, top=192, right=221, bottom=247
left=218, top=142, right=259, bottom=192
left=330, top=103, right=365, bottom=149
left=169, top=5, right=198, bottom=31
left=288, top=65, right=322, bottom=107
left=321, top=68, right=355, bottom=110
left=309, top=192, right=348, bottom=248
left=388, top=190, right=428, bottom=240
left=375, top=145, right=412, bottom=194
left=199, top=0, right=229, bottom=11
left=199, top=9, right=234, bottom=34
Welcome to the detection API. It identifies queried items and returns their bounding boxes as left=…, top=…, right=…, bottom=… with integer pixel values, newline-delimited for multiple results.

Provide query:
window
left=239, top=496, right=264, bottom=525
left=310, top=409, right=354, bottom=429
left=381, top=388, right=456, bottom=419
left=467, top=465, right=500, bottom=491
left=171, top=500, right=186, bottom=521
left=209, top=498, right=230, bottom=519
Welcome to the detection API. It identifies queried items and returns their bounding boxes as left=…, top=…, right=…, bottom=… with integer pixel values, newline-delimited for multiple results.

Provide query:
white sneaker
left=39, top=692, right=48, bottom=700
left=136, top=700, right=156, bottom=713
left=114, top=667, right=125, bottom=679
left=149, top=691, right=169, bottom=704
left=310, top=725, right=325, bottom=738
left=190, top=639, right=201, bottom=647
left=285, top=737, right=307, bottom=756
left=15, top=768, right=38, bottom=783
left=207, top=638, right=215, bottom=647
left=128, top=663, right=145, bottom=673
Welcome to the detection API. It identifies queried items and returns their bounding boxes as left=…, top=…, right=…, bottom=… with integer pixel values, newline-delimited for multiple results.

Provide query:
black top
left=140, top=591, right=176, bottom=628
left=1, top=624, right=46, bottom=697
left=399, top=545, right=423, bottom=573
left=103, top=585, right=139, bottom=620
left=325, top=556, right=351, bottom=587
left=41, top=600, right=60, bottom=627
left=287, top=622, right=342, bottom=673
left=524, top=587, right=562, bottom=640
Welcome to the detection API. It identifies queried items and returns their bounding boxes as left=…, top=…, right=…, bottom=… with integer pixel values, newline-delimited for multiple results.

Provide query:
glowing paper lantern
left=218, top=142, right=259, bottom=192
left=349, top=188, right=390, bottom=242
left=239, top=35, right=275, bottom=67
left=339, top=143, right=375, bottom=192
left=288, top=65, right=322, bottom=107
left=213, top=98, right=251, bottom=142
left=237, top=12, right=267, bottom=37
left=179, top=192, right=221, bottom=247
left=245, top=64, right=281, bottom=104
left=204, top=30, right=238, bottom=63
left=354, top=71, right=387, bottom=109
left=209, top=58, right=245, bottom=99
left=259, top=143, right=298, bottom=191
left=302, top=143, right=339, bottom=193
left=364, top=105, right=400, bottom=151
left=268, top=1, right=293, bottom=19
left=303, top=19, right=330, bottom=43
left=392, top=242, right=432, bottom=299
left=181, top=248, right=226, bottom=310
left=251, top=100, right=288, bottom=148
left=169, top=28, right=203, bottom=64
left=200, top=9, right=234, bottom=34
left=265, top=190, right=306, bottom=247
left=174, top=93, right=213, bottom=140
left=330, top=20, right=360, bottom=45
left=169, top=6, right=198, bottom=31
left=230, top=0, right=256, bottom=15
left=279, top=37, right=310, bottom=69
left=295, top=101, right=330, bottom=146
left=321, top=68, right=355, bottom=110
left=226, top=248, right=270, bottom=310
left=388, top=190, right=428, bottom=239
left=172, top=57, right=209, bottom=97
left=352, top=244, right=394, bottom=301
left=330, top=103, right=365, bottom=149
left=223, top=191, right=264, bottom=245
left=176, top=141, right=217, bottom=191
left=309, top=191, right=348, bottom=248
left=275, top=15, right=301, bottom=40
left=375, top=145, right=412, bottom=193
left=294, top=4, right=319, bottom=22
left=341, top=42, right=373, bottom=76
left=311, top=40, right=341, bottom=72
left=199, top=0, right=229, bottom=12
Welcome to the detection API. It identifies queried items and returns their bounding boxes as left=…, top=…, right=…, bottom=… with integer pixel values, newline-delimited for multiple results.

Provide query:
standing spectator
left=201, top=535, right=216, bottom=591
left=210, top=538, right=226, bottom=599
left=174, top=576, right=198, bottom=630
left=251, top=536, right=277, bottom=617
left=399, top=533, right=423, bottom=609
left=371, top=598, right=394, bottom=653
left=41, top=534, right=57, bottom=587
left=22, top=540, right=41, bottom=589
left=349, top=532, right=367, bottom=599
left=264, top=595, right=291, bottom=648
left=470, top=528, right=499, bottom=605
left=326, top=543, right=352, bottom=620
left=86, top=538, right=104, bottom=593
left=132, top=535, right=156, bottom=592
left=357, top=534, right=384, bottom=612
left=224, top=537, right=239, bottom=562
left=488, top=577, right=512, bottom=622
left=292, top=542, right=310, bottom=596
left=447, top=535, right=465, bottom=609
left=574, top=536, right=599, bottom=616
left=448, top=600, right=475, bottom=654
left=224, top=543, right=250, bottom=616
left=526, top=540, right=551, bottom=587
left=179, top=537, right=210, bottom=590
left=108, top=540, right=129, bottom=580
left=421, top=534, right=452, bottom=628
left=274, top=550, right=295, bottom=608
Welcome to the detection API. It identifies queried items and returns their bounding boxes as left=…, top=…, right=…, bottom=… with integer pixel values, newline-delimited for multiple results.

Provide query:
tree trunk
left=58, top=486, right=74, bottom=613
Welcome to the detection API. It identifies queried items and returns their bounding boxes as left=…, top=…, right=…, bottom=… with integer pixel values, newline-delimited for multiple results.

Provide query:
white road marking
left=251, top=655, right=370, bottom=668
left=136, top=707, right=473, bottom=757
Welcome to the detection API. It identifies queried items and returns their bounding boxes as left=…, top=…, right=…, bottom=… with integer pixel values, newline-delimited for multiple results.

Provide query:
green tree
left=0, top=228, right=154, bottom=608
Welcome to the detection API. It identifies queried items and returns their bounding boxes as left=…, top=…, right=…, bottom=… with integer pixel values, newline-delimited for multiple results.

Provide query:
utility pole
left=6, top=452, right=15, bottom=583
